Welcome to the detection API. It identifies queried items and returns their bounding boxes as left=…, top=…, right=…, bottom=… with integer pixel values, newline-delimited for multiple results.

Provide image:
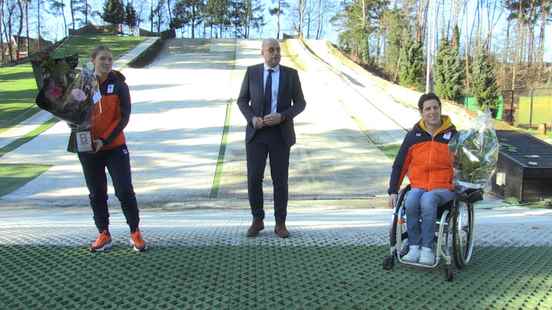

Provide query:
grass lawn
left=0, top=163, right=51, bottom=197
left=53, top=34, right=146, bottom=66
left=0, top=34, right=145, bottom=133
left=0, top=64, right=40, bottom=133
left=0, top=245, right=550, bottom=309
left=380, top=143, right=401, bottom=159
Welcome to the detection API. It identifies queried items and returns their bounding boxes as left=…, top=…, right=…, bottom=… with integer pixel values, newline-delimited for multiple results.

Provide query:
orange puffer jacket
left=388, top=115, right=457, bottom=194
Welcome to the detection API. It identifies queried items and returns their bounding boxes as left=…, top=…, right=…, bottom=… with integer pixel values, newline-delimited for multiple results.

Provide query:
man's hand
left=252, top=116, right=264, bottom=129
left=388, top=194, right=398, bottom=209
left=263, top=113, right=282, bottom=126
left=93, top=139, right=104, bottom=153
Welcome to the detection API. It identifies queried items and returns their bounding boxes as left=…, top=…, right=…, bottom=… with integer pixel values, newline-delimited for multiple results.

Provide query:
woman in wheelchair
left=387, top=93, right=457, bottom=266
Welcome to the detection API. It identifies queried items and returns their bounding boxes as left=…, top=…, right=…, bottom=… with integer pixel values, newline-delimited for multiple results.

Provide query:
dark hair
left=417, top=93, right=442, bottom=112
left=91, top=45, right=112, bottom=60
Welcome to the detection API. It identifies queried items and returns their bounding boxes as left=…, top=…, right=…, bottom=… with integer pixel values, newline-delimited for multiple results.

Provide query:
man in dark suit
left=237, top=38, right=306, bottom=238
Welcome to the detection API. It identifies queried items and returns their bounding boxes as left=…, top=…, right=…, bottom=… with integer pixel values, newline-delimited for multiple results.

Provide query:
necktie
left=264, top=69, right=273, bottom=116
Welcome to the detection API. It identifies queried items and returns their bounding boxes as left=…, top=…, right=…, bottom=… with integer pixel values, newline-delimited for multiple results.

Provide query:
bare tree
left=315, top=0, right=335, bottom=39
left=2, top=0, right=17, bottom=62
left=24, top=0, right=28, bottom=56
left=166, top=0, right=172, bottom=27
left=70, top=0, right=75, bottom=30
left=269, top=0, right=288, bottom=39
left=37, top=0, right=41, bottom=48
left=0, top=0, right=4, bottom=63
left=536, top=0, right=550, bottom=73
left=16, top=0, right=22, bottom=59
left=292, top=0, right=306, bottom=37
left=50, top=0, right=68, bottom=37
left=135, top=0, right=148, bottom=30
left=416, top=0, right=430, bottom=43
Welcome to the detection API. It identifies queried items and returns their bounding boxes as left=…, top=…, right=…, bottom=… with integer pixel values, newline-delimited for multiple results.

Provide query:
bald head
left=261, top=38, right=281, bottom=68
left=262, top=38, right=279, bottom=49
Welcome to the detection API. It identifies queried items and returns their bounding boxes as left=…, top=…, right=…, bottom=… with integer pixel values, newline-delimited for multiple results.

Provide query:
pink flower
left=47, top=85, right=63, bottom=99
left=71, top=89, right=87, bottom=102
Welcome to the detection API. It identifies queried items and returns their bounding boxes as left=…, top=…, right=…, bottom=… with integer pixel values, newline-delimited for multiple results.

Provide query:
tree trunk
left=306, top=12, right=310, bottom=38
left=157, top=11, right=161, bottom=33
left=416, top=0, right=430, bottom=43
left=36, top=0, right=40, bottom=48
left=16, top=0, right=23, bottom=60
left=504, top=18, right=511, bottom=90
left=297, top=0, right=305, bottom=38
left=0, top=0, right=4, bottom=63
left=463, top=4, right=470, bottom=90
left=191, top=6, right=195, bottom=39
left=276, top=0, right=280, bottom=39
left=536, top=0, right=548, bottom=82
left=70, top=0, right=75, bottom=30
left=25, top=0, right=28, bottom=56
left=245, top=0, right=251, bottom=39
left=62, top=0, right=68, bottom=37
left=166, top=0, right=172, bottom=26
left=150, top=0, right=154, bottom=33
left=84, top=0, right=88, bottom=24
left=6, top=3, right=14, bottom=62
left=315, top=0, right=322, bottom=39
left=526, top=0, right=536, bottom=66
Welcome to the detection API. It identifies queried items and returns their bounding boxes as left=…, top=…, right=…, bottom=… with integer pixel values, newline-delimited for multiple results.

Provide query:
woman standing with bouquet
left=36, top=45, right=146, bottom=252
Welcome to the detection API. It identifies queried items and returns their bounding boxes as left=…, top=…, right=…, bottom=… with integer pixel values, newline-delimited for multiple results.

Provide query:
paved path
left=1, top=206, right=551, bottom=247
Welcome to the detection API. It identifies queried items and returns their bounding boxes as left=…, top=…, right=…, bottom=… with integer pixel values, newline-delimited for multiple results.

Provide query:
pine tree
left=125, top=2, right=138, bottom=29
left=102, top=0, right=125, bottom=26
left=382, top=9, right=406, bottom=81
left=472, top=50, right=499, bottom=110
left=399, top=37, right=424, bottom=90
left=434, top=37, right=464, bottom=101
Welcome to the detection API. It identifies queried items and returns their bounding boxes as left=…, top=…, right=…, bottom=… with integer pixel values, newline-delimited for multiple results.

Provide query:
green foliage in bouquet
left=31, top=52, right=98, bottom=127
left=449, top=113, right=499, bottom=189
left=31, top=51, right=79, bottom=90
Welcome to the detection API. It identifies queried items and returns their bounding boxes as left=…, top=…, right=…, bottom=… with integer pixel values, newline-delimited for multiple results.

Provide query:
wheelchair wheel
left=452, top=200, right=475, bottom=269
left=389, top=186, right=410, bottom=248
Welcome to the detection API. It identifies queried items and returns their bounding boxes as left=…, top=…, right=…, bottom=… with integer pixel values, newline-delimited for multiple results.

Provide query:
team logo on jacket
left=107, top=84, right=114, bottom=94
left=443, top=132, right=452, bottom=140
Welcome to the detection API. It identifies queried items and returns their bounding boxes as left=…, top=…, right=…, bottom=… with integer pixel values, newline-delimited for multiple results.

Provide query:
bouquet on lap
left=448, top=111, right=499, bottom=190
left=32, top=52, right=99, bottom=152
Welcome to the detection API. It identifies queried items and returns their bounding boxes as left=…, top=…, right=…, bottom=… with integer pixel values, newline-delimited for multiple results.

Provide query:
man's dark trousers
left=246, top=125, right=290, bottom=223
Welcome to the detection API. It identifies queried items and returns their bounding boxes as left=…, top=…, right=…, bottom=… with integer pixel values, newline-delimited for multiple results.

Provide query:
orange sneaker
left=130, top=229, right=146, bottom=252
left=90, top=230, right=112, bottom=252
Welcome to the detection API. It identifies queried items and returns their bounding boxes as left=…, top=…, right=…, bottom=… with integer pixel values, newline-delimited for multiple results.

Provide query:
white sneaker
left=402, top=246, right=420, bottom=262
left=419, top=247, right=435, bottom=265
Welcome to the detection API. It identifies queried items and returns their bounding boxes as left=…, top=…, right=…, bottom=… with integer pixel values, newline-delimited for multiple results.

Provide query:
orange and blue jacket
left=388, top=115, right=457, bottom=194
left=88, top=70, right=130, bottom=151
left=58, top=70, right=130, bottom=152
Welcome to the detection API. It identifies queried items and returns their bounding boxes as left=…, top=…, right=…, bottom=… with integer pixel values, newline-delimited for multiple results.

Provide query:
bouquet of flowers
left=32, top=52, right=99, bottom=152
left=448, top=111, right=499, bottom=189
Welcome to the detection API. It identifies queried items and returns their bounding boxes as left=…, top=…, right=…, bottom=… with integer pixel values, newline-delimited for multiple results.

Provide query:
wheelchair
left=382, top=185, right=483, bottom=281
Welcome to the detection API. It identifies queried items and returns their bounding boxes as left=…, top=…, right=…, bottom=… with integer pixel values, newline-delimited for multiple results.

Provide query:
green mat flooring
left=0, top=245, right=551, bottom=309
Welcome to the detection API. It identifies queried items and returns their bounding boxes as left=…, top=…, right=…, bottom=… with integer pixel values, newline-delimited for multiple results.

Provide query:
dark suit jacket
left=237, top=64, right=306, bottom=147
